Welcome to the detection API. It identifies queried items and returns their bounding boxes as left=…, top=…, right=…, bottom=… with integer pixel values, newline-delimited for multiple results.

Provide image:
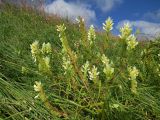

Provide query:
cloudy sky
left=44, top=0, right=160, bottom=36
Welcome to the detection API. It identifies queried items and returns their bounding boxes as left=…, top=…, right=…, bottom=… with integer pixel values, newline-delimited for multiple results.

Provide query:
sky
left=8, top=0, right=159, bottom=37
left=43, top=0, right=160, bottom=36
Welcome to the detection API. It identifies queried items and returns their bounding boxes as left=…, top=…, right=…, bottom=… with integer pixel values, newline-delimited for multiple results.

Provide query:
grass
left=0, top=3, right=160, bottom=120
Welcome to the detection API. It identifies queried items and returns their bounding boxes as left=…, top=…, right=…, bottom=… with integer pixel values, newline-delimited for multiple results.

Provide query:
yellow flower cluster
left=88, top=65, right=99, bottom=81
left=41, top=42, right=52, bottom=54
left=81, top=61, right=90, bottom=80
left=101, top=54, right=114, bottom=80
left=119, top=23, right=132, bottom=39
left=127, top=34, right=138, bottom=50
left=62, top=56, right=72, bottom=75
left=103, top=17, right=114, bottom=33
left=119, top=23, right=138, bottom=50
left=56, top=24, right=66, bottom=33
left=30, top=41, right=52, bottom=76
left=88, top=25, right=96, bottom=45
left=34, top=81, right=42, bottom=92
left=128, top=66, right=139, bottom=94
left=81, top=61, right=90, bottom=73
left=30, top=41, right=39, bottom=62
left=128, top=66, right=139, bottom=80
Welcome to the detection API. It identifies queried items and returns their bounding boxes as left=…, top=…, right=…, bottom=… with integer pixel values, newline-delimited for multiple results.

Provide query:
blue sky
left=44, top=0, right=160, bottom=36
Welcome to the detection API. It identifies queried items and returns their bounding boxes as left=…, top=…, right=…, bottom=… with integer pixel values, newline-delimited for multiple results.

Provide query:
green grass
left=0, top=3, right=160, bottom=120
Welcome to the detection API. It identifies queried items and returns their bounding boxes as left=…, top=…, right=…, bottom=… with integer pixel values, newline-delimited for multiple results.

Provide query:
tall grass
left=0, top=3, right=160, bottom=120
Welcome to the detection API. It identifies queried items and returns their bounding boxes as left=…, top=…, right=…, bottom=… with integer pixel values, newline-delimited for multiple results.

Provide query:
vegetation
left=0, top=3, right=160, bottom=120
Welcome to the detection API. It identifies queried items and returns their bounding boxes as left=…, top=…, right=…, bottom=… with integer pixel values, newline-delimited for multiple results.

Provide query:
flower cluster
left=81, top=61, right=90, bottom=79
left=119, top=23, right=138, bottom=50
left=34, top=81, right=42, bottom=99
left=88, top=65, right=99, bottom=82
left=30, top=41, right=52, bottom=76
left=81, top=61, right=90, bottom=73
left=103, top=17, right=114, bottom=33
left=34, top=81, right=42, bottom=92
left=41, top=42, right=52, bottom=54
left=119, top=23, right=132, bottom=39
left=88, top=25, right=96, bottom=45
left=21, top=66, right=28, bottom=75
left=57, top=24, right=66, bottom=33
left=30, top=41, right=40, bottom=62
left=128, top=66, right=139, bottom=94
left=126, top=34, right=138, bottom=50
left=62, top=56, right=73, bottom=75
left=101, top=54, right=114, bottom=80
left=38, top=57, right=51, bottom=74
left=128, top=66, right=139, bottom=80
left=75, top=17, right=84, bottom=25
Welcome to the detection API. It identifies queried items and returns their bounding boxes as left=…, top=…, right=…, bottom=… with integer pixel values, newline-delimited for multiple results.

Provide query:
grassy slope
left=0, top=3, right=160, bottom=120
left=0, top=4, right=81, bottom=120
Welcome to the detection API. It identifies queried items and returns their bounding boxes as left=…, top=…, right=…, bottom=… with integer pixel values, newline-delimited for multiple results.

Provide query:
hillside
left=0, top=3, right=160, bottom=120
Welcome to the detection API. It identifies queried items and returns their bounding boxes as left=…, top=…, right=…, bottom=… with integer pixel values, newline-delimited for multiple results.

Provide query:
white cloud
left=143, top=9, right=160, bottom=22
left=44, top=0, right=96, bottom=25
left=117, top=20, right=160, bottom=37
left=94, top=0, right=123, bottom=12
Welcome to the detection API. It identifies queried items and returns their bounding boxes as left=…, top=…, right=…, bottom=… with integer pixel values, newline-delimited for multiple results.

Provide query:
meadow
left=0, top=3, right=160, bottom=120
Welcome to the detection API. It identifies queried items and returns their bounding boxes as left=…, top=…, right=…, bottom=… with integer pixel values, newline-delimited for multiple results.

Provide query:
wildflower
left=128, top=66, right=139, bottom=80
left=110, top=103, right=120, bottom=109
left=88, top=65, right=99, bottom=81
left=103, top=17, right=114, bottom=33
left=30, top=41, right=39, bottom=62
left=75, top=17, right=84, bottom=24
left=101, top=54, right=114, bottom=80
left=75, top=18, right=80, bottom=23
left=38, top=57, right=51, bottom=74
left=41, top=42, right=52, bottom=54
left=103, top=66, right=114, bottom=79
left=119, top=22, right=132, bottom=39
left=56, top=24, right=66, bottom=33
left=34, top=94, right=39, bottom=99
left=126, top=34, right=138, bottom=50
left=101, top=54, right=109, bottom=65
left=21, top=66, right=28, bottom=74
left=34, top=81, right=42, bottom=92
left=88, top=25, right=96, bottom=45
left=81, top=61, right=90, bottom=73
left=62, top=56, right=72, bottom=75
left=128, top=66, right=139, bottom=94
left=43, top=57, right=51, bottom=70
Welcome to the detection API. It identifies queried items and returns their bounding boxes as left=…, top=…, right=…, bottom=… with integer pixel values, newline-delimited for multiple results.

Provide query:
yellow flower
left=88, top=25, right=96, bottom=45
left=103, top=17, right=114, bottom=33
left=41, top=42, right=52, bottom=54
left=30, top=41, right=39, bottom=62
left=128, top=66, right=139, bottom=80
left=119, top=22, right=132, bottom=39
left=43, top=57, right=51, bottom=70
left=101, top=54, right=109, bottom=65
left=128, top=66, right=139, bottom=94
left=127, top=34, right=138, bottom=50
left=88, top=65, right=99, bottom=81
left=56, top=24, right=66, bottom=33
left=101, top=54, right=114, bottom=80
left=38, top=57, right=51, bottom=74
left=62, top=56, right=72, bottom=75
left=81, top=61, right=90, bottom=73
left=21, top=66, right=28, bottom=74
left=34, top=81, right=42, bottom=92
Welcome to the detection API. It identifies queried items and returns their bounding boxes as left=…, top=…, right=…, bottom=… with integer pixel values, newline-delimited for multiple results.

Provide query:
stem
left=39, top=86, right=67, bottom=118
